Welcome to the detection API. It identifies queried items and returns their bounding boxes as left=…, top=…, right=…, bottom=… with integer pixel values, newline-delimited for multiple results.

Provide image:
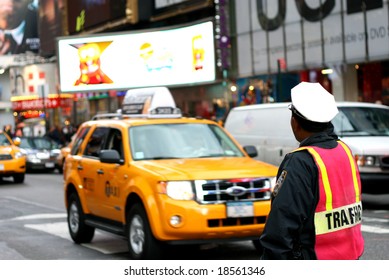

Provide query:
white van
left=224, top=102, right=389, bottom=194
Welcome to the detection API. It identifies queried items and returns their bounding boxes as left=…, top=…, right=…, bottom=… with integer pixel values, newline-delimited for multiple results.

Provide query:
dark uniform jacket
left=259, top=124, right=338, bottom=260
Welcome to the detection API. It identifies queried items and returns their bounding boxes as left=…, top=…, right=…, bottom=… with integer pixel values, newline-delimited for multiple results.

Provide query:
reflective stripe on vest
left=294, top=141, right=362, bottom=235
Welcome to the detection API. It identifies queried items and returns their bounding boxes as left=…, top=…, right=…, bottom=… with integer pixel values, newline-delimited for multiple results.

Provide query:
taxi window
left=84, top=127, right=110, bottom=158
left=129, top=123, right=244, bottom=160
left=105, top=128, right=124, bottom=160
left=71, top=127, right=90, bottom=155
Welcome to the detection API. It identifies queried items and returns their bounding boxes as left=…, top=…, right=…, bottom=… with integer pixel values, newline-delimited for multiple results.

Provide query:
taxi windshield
left=333, top=106, right=389, bottom=137
left=0, top=133, right=11, bottom=146
left=129, top=123, right=244, bottom=160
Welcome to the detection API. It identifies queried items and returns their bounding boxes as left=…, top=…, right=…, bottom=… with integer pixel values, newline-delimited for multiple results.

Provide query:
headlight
left=165, top=181, right=194, bottom=200
left=27, top=154, right=37, bottom=160
left=27, top=154, right=41, bottom=163
left=355, top=155, right=377, bottom=167
left=14, top=152, right=24, bottom=159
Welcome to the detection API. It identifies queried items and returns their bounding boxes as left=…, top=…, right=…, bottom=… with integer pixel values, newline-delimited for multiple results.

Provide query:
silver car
left=19, top=137, right=61, bottom=172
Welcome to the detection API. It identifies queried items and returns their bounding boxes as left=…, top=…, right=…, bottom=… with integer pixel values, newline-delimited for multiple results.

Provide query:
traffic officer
left=259, top=82, right=364, bottom=260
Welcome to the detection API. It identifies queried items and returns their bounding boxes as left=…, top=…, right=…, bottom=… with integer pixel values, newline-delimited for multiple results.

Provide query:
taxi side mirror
left=243, top=145, right=258, bottom=158
left=100, top=150, right=123, bottom=164
left=13, top=137, right=21, bottom=146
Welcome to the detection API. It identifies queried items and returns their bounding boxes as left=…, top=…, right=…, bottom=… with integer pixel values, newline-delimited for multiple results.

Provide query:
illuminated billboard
left=152, top=0, right=213, bottom=20
left=57, top=20, right=216, bottom=93
left=0, top=0, right=39, bottom=55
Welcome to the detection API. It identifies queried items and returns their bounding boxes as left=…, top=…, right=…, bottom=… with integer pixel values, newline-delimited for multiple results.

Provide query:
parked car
left=0, top=132, right=26, bottom=183
left=19, top=136, right=61, bottom=172
left=224, top=101, right=389, bottom=194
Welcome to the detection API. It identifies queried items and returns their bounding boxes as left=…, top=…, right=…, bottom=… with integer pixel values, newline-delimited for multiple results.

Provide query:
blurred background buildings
left=1, top=0, right=388, bottom=134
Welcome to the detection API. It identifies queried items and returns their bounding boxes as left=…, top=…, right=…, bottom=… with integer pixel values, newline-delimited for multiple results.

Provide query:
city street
left=0, top=172, right=388, bottom=260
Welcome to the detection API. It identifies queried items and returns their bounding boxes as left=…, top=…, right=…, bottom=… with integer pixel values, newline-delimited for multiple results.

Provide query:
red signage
left=12, top=97, right=72, bottom=111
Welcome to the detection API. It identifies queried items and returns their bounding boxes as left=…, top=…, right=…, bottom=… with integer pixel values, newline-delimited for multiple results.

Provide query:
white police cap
left=291, top=82, right=338, bottom=123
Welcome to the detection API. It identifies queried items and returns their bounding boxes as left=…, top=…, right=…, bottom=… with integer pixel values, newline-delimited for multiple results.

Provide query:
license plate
left=226, top=201, right=254, bottom=218
left=45, top=162, right=55, bottom=168
left=0, top=164, right=4, bottom=171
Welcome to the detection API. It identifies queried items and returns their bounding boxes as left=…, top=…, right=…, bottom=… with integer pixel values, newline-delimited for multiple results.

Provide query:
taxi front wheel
left=67, top=193, right=95, bottom=244
left=13, top=173, right=25, bottom=184
left=126, top=204, right=163, bottom=260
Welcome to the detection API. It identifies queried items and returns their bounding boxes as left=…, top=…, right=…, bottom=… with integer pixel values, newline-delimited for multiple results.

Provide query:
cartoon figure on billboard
left=72, top=41, right=113, bottom=85
left=139, top=42, right=173, bottom=72
left=192, top=35, right=204, bottom=71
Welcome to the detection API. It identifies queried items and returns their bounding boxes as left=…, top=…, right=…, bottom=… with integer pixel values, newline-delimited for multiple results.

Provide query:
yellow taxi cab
left=0, top=132, right=26, bottom=183
left=63, top=87, right=278, bottom=259
left=56, top=140, right=73, bottom=173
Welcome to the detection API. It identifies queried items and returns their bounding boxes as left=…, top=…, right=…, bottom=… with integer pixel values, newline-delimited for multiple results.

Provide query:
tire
left=67, top=193, right=95, bottom=244
left=13, top=173, right=25, bottom=184
left=252, top=239, right=264, bottom=255
left=126, top=204, right=163, bottom=260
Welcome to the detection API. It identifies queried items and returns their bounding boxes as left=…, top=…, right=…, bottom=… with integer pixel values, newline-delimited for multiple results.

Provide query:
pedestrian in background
left=46, top=125, right=65, bottom=146
left=259, top=82, right=364, bottom=260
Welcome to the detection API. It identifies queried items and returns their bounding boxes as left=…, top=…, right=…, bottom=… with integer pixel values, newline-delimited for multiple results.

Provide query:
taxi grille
left=381, top=156, right=389, bottom=168
left=195, top=178, right=271, bottom=204
left=0, top=154, right=12, bottom=160
left=208, top=216, right=267, bottom=228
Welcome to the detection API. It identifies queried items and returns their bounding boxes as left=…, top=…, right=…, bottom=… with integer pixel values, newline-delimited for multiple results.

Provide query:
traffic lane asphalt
left=1, top=174, right=389, bottom=260
left=362, top=193, right=389, bottom=210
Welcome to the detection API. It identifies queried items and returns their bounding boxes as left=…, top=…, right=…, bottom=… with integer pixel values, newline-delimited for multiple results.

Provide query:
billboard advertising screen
left=0, top=0, right=40, bottom=55
left=57, top=20, right=216, bottom=93
left=39, top=0, right=64, bottom=57
left=67, top=0, right=127, bottom=34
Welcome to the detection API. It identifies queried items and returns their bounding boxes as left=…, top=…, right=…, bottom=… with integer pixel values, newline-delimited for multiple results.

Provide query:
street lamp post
left=38, top=84, right=49, bottom=135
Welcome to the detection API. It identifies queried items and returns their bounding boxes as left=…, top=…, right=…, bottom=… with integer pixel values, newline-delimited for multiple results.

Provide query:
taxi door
left=80, top=126, right=110, bottom=216
left=92, top=128, right=127, bottom=222
left=83, top=127, right=126, bottom=221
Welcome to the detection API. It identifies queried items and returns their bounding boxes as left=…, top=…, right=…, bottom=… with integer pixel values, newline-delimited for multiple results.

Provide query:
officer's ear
left=291, top=115, right=304, bottom=142
left=291, top=115, right=299, bottom=131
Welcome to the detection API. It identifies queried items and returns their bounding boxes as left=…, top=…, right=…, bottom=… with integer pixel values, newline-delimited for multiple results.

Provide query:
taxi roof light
left=92, top=87, right=183, bottom=120
left=121, top=86, right=182, bottom=118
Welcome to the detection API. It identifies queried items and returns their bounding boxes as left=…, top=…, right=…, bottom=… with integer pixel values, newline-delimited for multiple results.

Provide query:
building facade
left=232, top=0, right=389, bottom=106
left=2, top=0, right=389, bottom=134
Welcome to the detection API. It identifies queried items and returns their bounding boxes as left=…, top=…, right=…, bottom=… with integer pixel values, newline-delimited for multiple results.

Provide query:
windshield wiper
left=143, top=156, right=180, bottom=160
left=198, top=153, right=235, bottom=158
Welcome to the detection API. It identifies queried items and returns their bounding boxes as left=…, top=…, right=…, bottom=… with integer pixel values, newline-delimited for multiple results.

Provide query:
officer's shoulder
left=287, top=148, right=312, bottom=159
left=284, top=149, right=315, bottom=167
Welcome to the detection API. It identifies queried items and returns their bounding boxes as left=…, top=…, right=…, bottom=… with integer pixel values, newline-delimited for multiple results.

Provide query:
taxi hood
left=134, top=157, right=277, bottom=181
left=0, top=145, right=19, bottom=155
